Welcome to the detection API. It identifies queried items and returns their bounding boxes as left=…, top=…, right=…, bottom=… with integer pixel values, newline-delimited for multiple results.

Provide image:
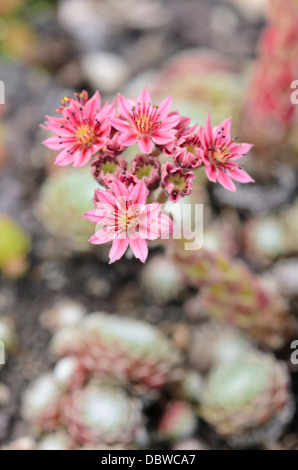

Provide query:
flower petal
left=84, top=208, right=115, bottom=225
left=157, top=96, right=172, bottom=119
left=97, top=101, right=115, bottom=120
left=130, top=181, right=149, bottom=205
left=138, top=223, right=160, bottom=240
left=42, top=137, right=67, bottom=150
left=110, top=117, right=132, bottom=132
left=162, top=114, right=181, bottom=129
left=89, top=228, right=115, bottom=245
left=42, top=116, right=65, bottom=133
left=118, top=94, right=133, bottom=120
left=119, top=132, right=138, bottom=147
left=109, top=238, right=129, bottom=263
left=205, top=164, right=217, bottom=183
left=237, top=143, right=253, bottom=155
left=138, top=203, right=160, bottom=222
left=158, top=213, right=173, bottom=239
left=217, top=169, right=236, bottom=192
left=219, top=116, right=232, bottom=138
left=83, top=209, right=100, bottom=223
left=138, top=204, right=161, bottom=240
left=83, top=91, right=101, bottom=121
left=93, top=189, right=116, bottom=206
left=129, top=237, right=148, bottom=263
left=113, top=180, right=130, bottom=199
left=152, top=130, right=175, bottom=145
left=205, top=114, right=213, bottom=143
left=73, top=148, right=93, bottom=167
left=229, top=167, right=255, bottom=183
left=138, top=136, right=153, bottom=154
left=54, top=148, right=75, bottom=166
left=137, top=88, right=151, bottom=106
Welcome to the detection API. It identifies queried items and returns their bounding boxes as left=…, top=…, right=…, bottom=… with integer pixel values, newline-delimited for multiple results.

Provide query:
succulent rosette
left=195, top=262, right=295, bottom=350
left=79, top=312, right=180, bottom=388
left=243, top=216, right=288, bottom=265
left=61, top=383, right=142, bottom=446
left=36, top=167, right=100, bottom=253
left=200, top=353, right=294, bottom=448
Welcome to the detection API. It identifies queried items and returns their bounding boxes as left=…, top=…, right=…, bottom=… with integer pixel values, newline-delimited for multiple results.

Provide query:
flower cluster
left=42, top=88, right=253, bottom=263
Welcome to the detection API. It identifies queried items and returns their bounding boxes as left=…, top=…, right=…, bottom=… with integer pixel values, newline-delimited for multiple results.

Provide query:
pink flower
left=91, top=154, right=127, bottom=189
left=101, top=133, right=127, bottom=156
left=110, top=89, right=180, bottom=155
left=163, top=115, right=196, bottom=158
left=163, top=112, right=192, bottom=152
left=84, top=181, right=173, bottom=263
left=200, top=115, right=254, bottom=192
left=171, top=112, right=192, bottom=136
left=161, top=162, right=194, bottom=202
left=117, top=173, right=139, bottom=190
left=42, top=91, right=115, bottom=167
left=130, top=154, right=161, bottom=190
left=173, top=129, right=203, bottom=169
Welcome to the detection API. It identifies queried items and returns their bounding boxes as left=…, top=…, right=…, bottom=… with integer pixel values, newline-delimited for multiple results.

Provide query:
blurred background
left=1, top=0, right=298, bottom=451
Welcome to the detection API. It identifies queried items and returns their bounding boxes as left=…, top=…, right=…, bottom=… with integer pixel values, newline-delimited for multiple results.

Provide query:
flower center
left=129, top=102, right=162, bottom=135
left=186, top=143, right=196, bottom=155
left=169, top=173, right=187, bottom=191
left=119, top=214, right=136, bottom=232
left=102, top=162, right=118, bottom=174
left=75, top=125, right=96, bottom=146
left=183, top=136, right=201, bottom=155
left=113, top=202, right=140, bottom=235
left=135, top=165, right=152, bottom=179
left=211, top=127, right=232, bottom=165
left=212, top=146, right=231, bottom=164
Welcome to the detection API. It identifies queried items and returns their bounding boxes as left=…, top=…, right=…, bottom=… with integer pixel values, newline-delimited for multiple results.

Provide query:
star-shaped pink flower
left=110, top=89, right=180, bottom=155
left=84, top=180, right=173, bottom=263
left=200, top=115, right=254, bottom=192
left=42, top=91, right=115, bottom=167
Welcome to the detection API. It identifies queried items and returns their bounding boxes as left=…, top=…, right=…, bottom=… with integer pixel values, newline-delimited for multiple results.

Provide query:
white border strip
left=0, top=80, right=4, bottom=105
